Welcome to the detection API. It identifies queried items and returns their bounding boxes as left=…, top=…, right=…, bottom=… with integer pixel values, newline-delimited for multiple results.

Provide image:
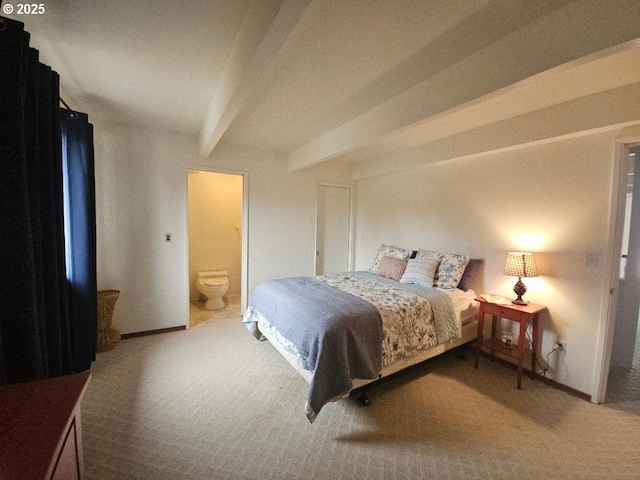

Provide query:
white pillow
left=416, top=249, right=470, bottom=289
left=370, top=244, right=413, bottom=271
left=399, top=258, right=440, bottom=287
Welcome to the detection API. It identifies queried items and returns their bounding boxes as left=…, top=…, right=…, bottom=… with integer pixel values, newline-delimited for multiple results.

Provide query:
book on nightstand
left=479, top=294, right=512, bottom=305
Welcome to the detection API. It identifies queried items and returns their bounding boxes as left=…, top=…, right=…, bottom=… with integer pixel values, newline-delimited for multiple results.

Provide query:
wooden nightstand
left=474, top=297, right=547, bottom=389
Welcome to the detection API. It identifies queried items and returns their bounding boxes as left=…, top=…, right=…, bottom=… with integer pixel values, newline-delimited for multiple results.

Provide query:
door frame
left=593, top=128, right=640, bottom=402
left=610, top=145, right=640, bottom=370
left=185, top=164, right=249, bottom=326
left=314, top=182, right=355, bottom=275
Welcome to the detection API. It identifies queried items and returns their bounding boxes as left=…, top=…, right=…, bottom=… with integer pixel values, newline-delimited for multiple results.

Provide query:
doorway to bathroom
left=187, top=168, right=247, bottom=327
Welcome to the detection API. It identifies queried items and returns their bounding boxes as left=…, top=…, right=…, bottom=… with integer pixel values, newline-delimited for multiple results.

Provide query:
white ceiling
left=13, top=0, right=640, bottom=176
left=22, top=0, right=251, bottom=132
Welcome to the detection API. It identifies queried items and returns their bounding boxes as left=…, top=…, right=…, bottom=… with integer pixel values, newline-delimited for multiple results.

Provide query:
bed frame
left=260, top=318, right=479, bottom=406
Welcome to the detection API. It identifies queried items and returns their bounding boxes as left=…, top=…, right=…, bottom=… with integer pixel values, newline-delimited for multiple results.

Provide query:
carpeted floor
left=605, top=324, right=640, bottom=415
left=82, top=299, right=640, bottom=480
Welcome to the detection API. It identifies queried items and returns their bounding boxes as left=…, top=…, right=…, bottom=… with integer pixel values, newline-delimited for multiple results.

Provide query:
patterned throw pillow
left=375, top=256, right=408, bottom=281
left=370, top=244, right=413, bottom=271
left=399, top=258, right=440, bottom=287
left=416, top=249, right=471, bottom=289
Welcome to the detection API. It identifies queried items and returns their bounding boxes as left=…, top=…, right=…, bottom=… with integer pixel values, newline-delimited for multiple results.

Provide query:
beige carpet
left=82, top=301, right=640, bottom=479
left=605, top=325, right=640, bottom=415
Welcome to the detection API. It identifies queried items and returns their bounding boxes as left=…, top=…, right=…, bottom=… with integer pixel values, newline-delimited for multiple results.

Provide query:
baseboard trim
left=121, top=326, right=186, bottom=339
left=537, top=374, right=591, bottom=401
left=479, top=351, right=591, bottom=401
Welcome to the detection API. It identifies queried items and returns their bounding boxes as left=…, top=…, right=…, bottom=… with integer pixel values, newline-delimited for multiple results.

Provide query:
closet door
left=315, top=184, right=354, bottom=275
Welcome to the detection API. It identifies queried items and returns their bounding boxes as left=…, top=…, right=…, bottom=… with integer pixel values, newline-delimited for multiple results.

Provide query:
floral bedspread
left=318, top=271, right=457, bottom=366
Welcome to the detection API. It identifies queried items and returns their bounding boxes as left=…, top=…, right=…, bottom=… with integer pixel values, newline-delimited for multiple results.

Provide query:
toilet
left=196, top=270, right=229, bottom=310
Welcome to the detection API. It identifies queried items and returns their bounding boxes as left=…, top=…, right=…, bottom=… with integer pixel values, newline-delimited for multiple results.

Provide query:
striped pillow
left=375, top=256, right=408, bottom=281
left=399, top=257, right=440, bottom=287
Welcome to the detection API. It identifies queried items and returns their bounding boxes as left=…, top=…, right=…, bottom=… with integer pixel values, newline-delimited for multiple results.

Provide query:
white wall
left=188, top=171, right=243, bottom=299
left=91, top=103, right=622, bottom=396
left=94, top=124, right=353, bottom=334
left=200, top=143, right=354, bottom=296
left=355, top=131, right=619, bottom=396
left=94, top=122, right=194, bottom=335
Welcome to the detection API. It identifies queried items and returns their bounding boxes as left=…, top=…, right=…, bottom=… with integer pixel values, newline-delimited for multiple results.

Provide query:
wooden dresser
left=0, top=371, right=91, bottom=480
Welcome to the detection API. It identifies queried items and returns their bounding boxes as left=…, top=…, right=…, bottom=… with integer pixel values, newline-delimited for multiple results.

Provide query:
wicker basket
left=97, top=290, right=121, bottom=352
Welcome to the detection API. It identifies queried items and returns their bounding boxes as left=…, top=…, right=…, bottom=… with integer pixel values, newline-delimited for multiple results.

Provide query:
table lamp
left=503, top=252, right=538, bottom=305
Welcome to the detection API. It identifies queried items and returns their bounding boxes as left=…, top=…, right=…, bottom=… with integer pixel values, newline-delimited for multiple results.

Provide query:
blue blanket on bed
left=243, top=276, right=382, bottom=422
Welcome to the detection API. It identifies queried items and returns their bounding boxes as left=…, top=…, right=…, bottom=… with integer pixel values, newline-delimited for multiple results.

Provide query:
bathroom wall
left=188, top=171, right=243, bottom=300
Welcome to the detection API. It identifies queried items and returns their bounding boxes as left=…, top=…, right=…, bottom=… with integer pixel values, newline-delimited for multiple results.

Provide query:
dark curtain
left=0, top=16, right=96, bottom=384
left=61, top=109, right=97, bottom=372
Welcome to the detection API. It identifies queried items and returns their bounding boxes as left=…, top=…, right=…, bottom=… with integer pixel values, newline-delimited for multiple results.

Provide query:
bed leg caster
left=455, top=344, right=467, bottom=360
left=357, top=392, right=370, bottom=406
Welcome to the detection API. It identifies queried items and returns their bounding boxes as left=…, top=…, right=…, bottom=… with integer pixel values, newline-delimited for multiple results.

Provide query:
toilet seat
left=196, top=270, right=229, bottom=310
left=202, top=278, right=228, bottom=288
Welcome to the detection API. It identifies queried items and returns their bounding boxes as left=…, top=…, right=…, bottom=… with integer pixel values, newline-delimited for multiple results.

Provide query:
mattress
left=258, top=286, right=478, bottom=389
left=262, top=317, right=478, bottom=390
left=451, top=288, right=479, bottom=325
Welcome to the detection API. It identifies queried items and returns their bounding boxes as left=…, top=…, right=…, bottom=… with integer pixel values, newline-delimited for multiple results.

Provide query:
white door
left=611, top=147, right=640, bottom=369
left=315, top=184, right=353, bottom=275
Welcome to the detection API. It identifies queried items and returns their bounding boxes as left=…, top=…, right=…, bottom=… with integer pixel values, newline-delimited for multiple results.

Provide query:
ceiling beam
left=340, top=41, right=640, bottom=164
left=288, top=0, right=640, bottom=171
left=198, top=0, right=311, bottom=160
left=352, top=83, right=640, bottom=180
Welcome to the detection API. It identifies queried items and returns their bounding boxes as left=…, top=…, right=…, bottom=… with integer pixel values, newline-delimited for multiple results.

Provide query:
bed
left=242, top=245, right=482, bottom=422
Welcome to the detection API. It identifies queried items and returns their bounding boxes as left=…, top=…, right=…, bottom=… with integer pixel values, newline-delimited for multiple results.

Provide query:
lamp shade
left=503, top=252, right=539, bottom=278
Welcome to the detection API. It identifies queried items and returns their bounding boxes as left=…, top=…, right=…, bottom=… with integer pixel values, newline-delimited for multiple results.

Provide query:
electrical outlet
left=556, top=340, right=567, bottom=352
